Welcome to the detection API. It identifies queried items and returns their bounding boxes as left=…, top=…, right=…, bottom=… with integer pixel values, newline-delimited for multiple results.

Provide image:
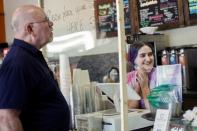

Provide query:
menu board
left=189, top=0, right=197, bottom=19
left=95, top=0, right=132, bottom=38
left=135, top=0, right=184, bottom=30
left=184, top=0, right=197, bottom=25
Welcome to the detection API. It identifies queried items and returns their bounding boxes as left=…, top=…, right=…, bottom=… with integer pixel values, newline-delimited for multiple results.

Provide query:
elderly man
left=0, top=5, right=70, bottom=131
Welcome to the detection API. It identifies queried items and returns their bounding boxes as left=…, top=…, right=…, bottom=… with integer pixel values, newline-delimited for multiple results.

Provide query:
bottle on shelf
left=178, top=48, right=188, bottom=91
left=169, top=49, right=178, bottom=65
left=161, top=49, right=169, bottom=65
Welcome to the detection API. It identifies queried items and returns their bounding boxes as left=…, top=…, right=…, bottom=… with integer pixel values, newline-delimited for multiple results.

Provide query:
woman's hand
left=136, top=67, right=151, bottom=109
left=136, top=67, right=150, bottom=99
left=136, top=67, right=148, bottom=88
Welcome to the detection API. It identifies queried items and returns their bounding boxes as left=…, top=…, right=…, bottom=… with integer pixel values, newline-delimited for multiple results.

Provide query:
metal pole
left=116, top=0, right=128, bottom=131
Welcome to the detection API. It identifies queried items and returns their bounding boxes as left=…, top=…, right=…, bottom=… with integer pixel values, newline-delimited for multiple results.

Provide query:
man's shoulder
left=7, top=45, right=33, bottom=61
left=1, top=48, right=32, bottom=71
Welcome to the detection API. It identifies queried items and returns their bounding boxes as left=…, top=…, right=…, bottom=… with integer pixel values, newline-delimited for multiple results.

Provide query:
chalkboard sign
left=94, top=0, right=132, bottom=38
left=184, top=0, right=197, bottom=25
left=42, top=0, right=95, bottom=37
left=132, top=0, right=184, bottom=32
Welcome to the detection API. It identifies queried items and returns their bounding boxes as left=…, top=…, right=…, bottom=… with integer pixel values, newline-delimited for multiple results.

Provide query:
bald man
left=0, top=5, right=70, bottom=131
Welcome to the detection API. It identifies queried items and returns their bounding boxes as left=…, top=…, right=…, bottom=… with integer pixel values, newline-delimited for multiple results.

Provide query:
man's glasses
left=29, top=16, right=50, bottom=25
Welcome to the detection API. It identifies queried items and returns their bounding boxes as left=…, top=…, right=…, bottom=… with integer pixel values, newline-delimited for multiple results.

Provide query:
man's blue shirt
left=0, top=39, right=70, bottom=131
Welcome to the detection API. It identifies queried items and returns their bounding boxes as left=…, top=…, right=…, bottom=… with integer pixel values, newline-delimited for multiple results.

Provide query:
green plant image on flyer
left=147, top=84, right=177, bottom=109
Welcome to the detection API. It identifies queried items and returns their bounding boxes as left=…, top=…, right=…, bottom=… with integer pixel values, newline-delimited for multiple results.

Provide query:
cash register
left=75, top=83, right=154, bottom=131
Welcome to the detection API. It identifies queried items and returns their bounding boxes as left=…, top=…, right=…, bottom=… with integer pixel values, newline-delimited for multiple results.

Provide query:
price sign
left=153, top=109, right=171, bottom=131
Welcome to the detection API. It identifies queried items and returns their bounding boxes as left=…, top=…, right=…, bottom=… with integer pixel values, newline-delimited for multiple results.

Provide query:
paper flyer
left=156, top=64, right=182, bottom=102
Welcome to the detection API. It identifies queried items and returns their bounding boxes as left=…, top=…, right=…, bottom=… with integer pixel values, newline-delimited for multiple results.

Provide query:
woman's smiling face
left=134, top=45, right=154, bottom=73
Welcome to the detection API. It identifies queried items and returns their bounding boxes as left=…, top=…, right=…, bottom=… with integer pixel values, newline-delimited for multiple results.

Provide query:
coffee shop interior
left=1, top=0, right=197, bottom=130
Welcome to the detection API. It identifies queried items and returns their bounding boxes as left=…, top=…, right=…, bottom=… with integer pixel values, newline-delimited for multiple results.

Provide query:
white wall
left=162, top=26, right=197, bottom=46
left=3, top=0, right=197, bottom=56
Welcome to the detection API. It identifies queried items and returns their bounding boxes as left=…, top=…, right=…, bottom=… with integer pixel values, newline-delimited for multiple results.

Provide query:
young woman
left=127, top=41, right=156, bottom=109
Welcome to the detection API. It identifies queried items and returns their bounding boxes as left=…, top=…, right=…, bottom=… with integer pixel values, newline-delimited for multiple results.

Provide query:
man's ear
left=25, top=23, right=33, bottom=33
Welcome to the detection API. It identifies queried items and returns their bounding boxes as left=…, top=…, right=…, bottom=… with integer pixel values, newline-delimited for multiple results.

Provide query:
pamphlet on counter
left=156, top=64, right=182, bottom=103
